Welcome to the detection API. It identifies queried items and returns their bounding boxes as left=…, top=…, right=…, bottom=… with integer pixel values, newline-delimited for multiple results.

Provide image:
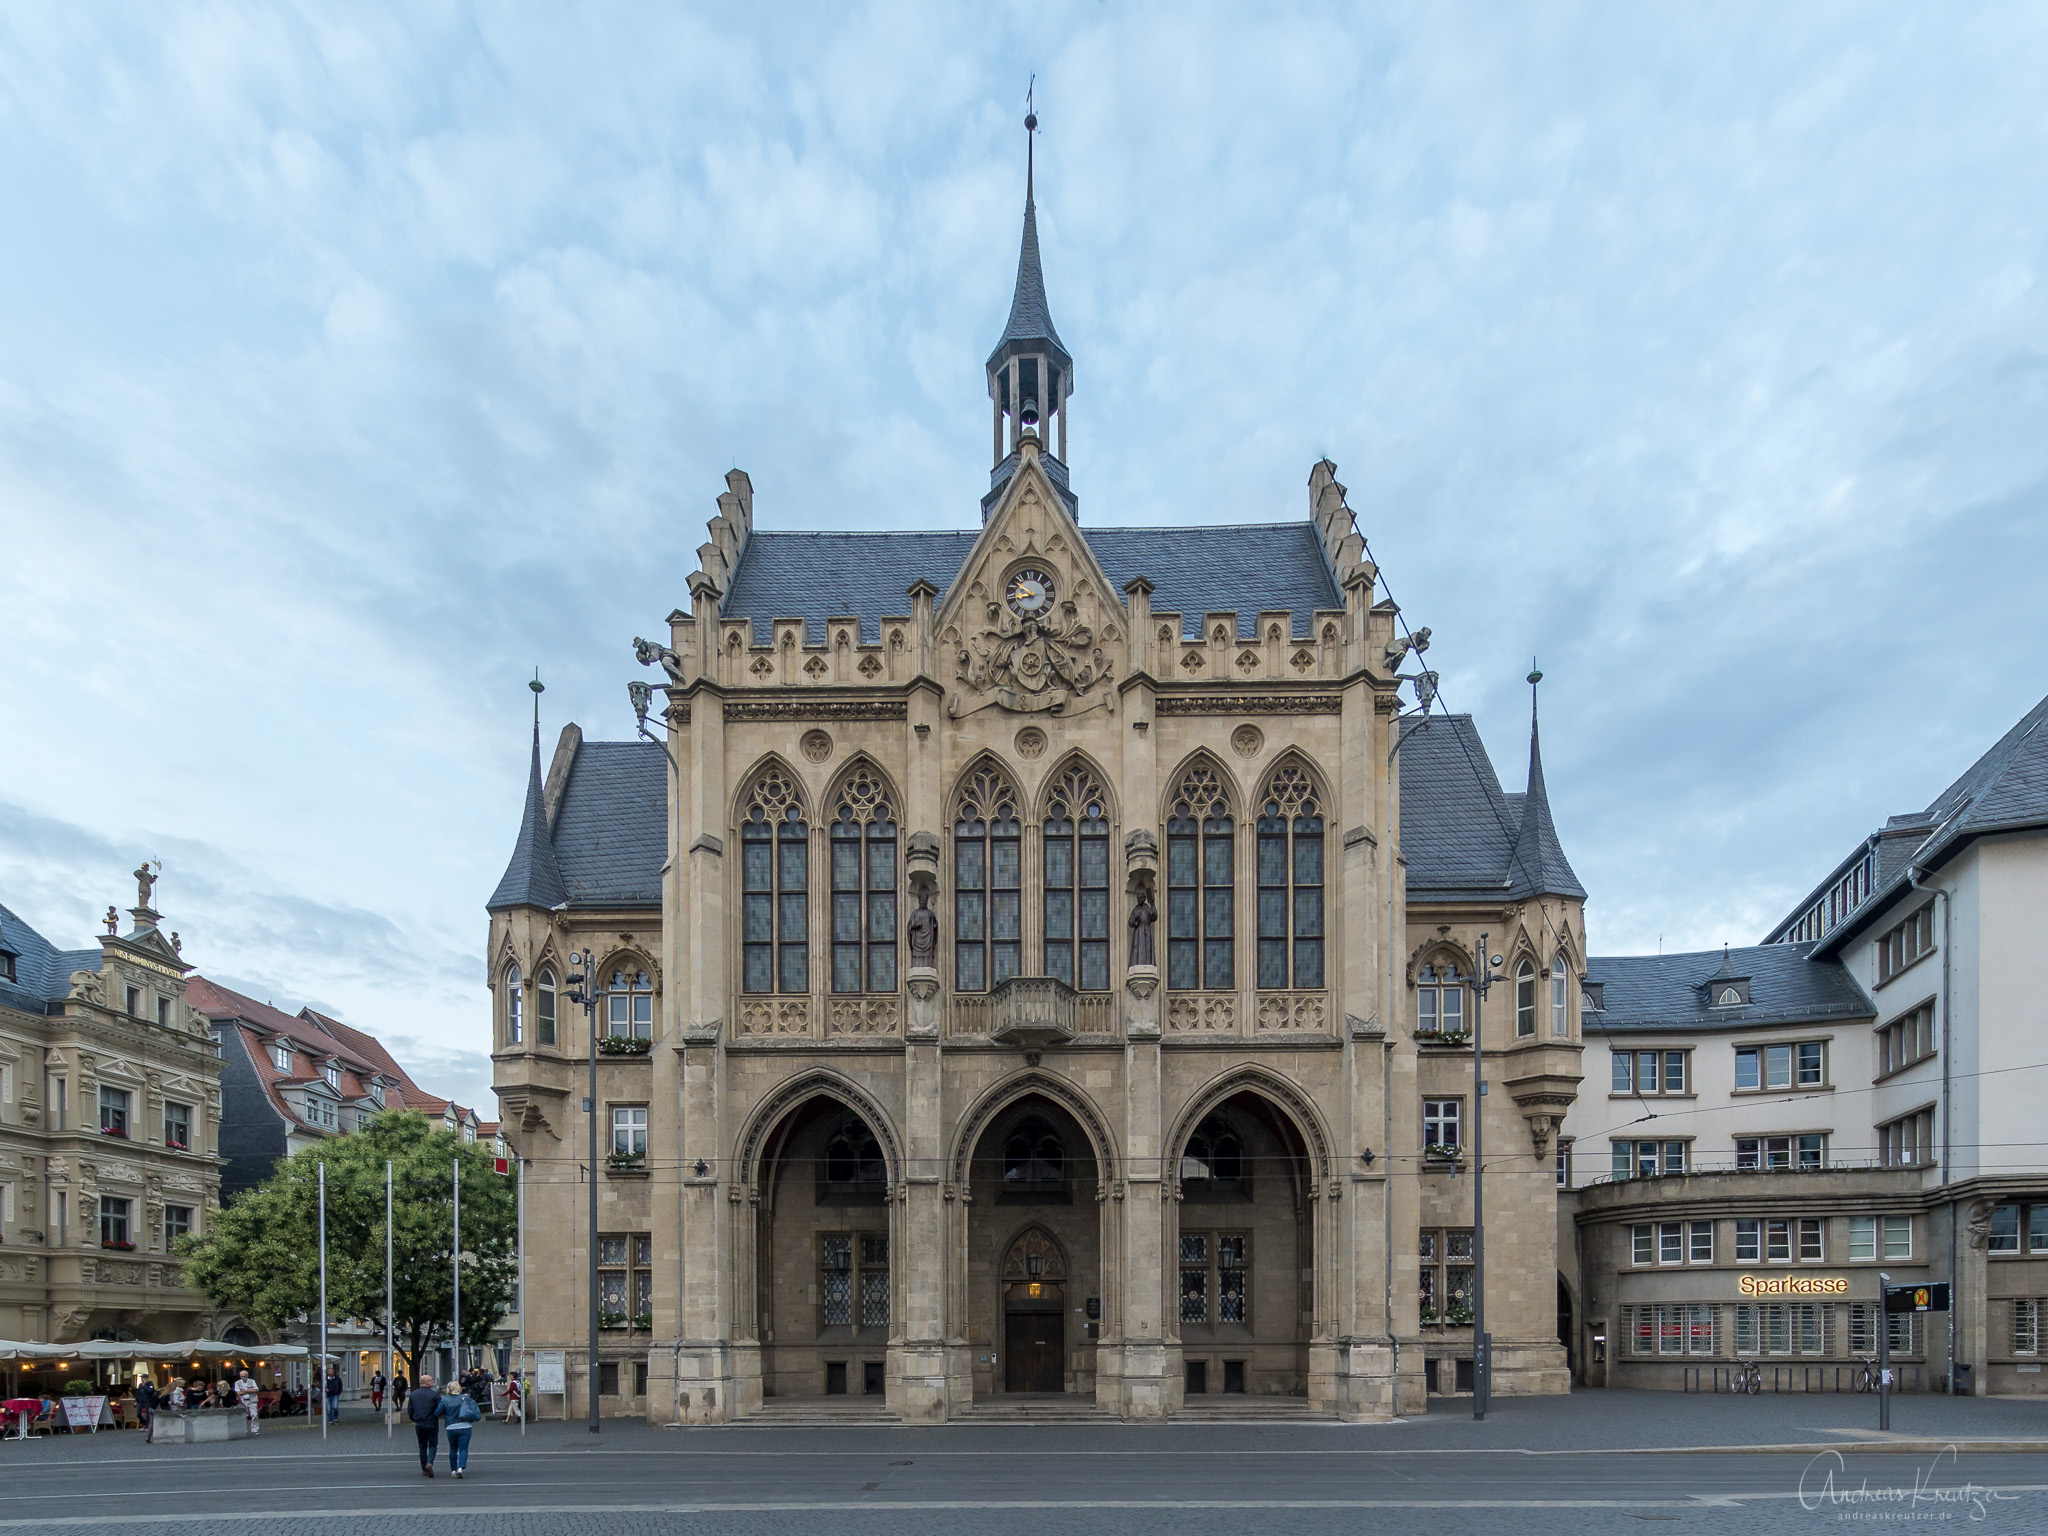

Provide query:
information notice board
left=536, top=1351, right=565, bottom=1394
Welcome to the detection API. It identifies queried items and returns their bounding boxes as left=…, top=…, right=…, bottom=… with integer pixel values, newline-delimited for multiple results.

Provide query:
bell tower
left=987, top=102, right=1074, bottom=494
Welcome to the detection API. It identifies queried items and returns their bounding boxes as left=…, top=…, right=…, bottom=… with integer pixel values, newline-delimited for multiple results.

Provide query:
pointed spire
left=487, top=681, right=569, bottom=913
left=1505, top=665, right=1586, bottom=901
left=988, top=100, right=1071, bottom=376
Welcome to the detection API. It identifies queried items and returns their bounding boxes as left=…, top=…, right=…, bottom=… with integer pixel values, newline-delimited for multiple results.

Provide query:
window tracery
left=1180, top=1111, right=1248, bottom=1194
left=1042, top=762, right=1111, bottom=991
left=1416, top=960, right=1467, bottom=1036
left=1167, top=763, right=1234, bottom=990
left=606, top=965, right=654, bottom=1040
left=828, top=766, right=898, bottom=995
left=742, top=766, right=809, bottom=994
left=954, top=763, right=1021, bottom=992
left=1255, top=763, right=1324, bottom=989
left=1002, top=1116, right=1066, bottom=1189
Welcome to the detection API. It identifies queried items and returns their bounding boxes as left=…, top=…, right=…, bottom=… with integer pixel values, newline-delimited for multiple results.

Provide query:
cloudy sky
left=3, top=4, right=2044, bottom=1114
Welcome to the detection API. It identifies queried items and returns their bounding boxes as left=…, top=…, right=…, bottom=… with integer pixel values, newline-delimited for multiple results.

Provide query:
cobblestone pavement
left=2, top=1392, right=2044, bottom=1535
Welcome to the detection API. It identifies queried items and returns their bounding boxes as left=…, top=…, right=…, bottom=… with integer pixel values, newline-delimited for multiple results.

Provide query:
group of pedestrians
left=405, top=1373, right=485, bottom=1478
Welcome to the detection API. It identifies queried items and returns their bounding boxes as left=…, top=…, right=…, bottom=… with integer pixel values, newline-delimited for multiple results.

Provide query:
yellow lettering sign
left=1737, top=1273, right=1848, bottom=1297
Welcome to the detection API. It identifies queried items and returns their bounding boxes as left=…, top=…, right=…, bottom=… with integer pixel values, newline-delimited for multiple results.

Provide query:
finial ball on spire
left=1025, top=111, right=1037, bottom=132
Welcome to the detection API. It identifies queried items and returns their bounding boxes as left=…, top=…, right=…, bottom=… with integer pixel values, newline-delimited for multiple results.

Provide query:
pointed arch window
left=505, top=965, right=523, bottom=1046
left=1256, top=764, right=1324, bottom=990
left=818, top=1113, right=887, bottom=1203
left=1002, top=1115, right=1067, bottom=1197
left=741, top=767, right=809, bottom=994
left=829, top=768, right=898, bottom=994
left=536, top=967, right=557, bottom=1046
left=1551, top=954, right=1570, bottom=1037
left=1181, top=1111, right=1248, bottom=1197
left=607, top=967, right=654, bottom=1040
left=1515, top=959, right=1537, bottom=1037
left=1043, top=764, right=1112, bottom=991
left=1417, top=962, right=1466, bottom=1037
left=954, top=764, right=1021, bottom=992
left=1167, top=764, right=1234, bottom=991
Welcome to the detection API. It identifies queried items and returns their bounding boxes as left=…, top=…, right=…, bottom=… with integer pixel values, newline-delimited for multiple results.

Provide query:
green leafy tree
left=182, top=1111, right=516, bottom=1373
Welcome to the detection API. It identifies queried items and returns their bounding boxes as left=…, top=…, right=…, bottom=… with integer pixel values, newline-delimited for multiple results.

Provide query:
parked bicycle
left=1732, top=1358, right=1762, bottom=1395
left=1852, top=1355, right=1880, bottom=1393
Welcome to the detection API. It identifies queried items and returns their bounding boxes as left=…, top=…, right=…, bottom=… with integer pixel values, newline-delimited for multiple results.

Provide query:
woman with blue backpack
left=438, top=1377, right=483, bottom=1478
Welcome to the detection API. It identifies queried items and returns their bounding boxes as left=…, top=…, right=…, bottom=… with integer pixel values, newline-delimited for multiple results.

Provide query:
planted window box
left=101, top=1239, right=135, bottom=1251
left=1444, top=1305, right=1475, bottom=1326
left=598, top=1037, right=652, bottom=1056
left=1422, top=1144, right=1463, bottom=1168
left=598, top=1311, right=630, bottom=1330
left=100, top=1124, right=129, bottom=1139
left=632, top=1314, right=654, bottom=1331
left=606, top=1151, right=646, bottom=1170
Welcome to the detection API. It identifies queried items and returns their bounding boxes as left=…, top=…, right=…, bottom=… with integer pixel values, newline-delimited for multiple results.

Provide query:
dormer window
left=324, top=1063, right=339, bottom=1089
left=1708, top=979, right=1751, bottom=1007
left=368, top=1080, right=384, bottom=1106
left=1582, top=981, right=1604, bottom=1012
left=272, top=1042, right=292, bottom=1072
left=0, top=946, right=16, bottom=983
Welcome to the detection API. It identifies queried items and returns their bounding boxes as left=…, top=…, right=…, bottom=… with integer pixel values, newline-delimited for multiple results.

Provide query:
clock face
left=1006, top=567, right=1055, bottom=617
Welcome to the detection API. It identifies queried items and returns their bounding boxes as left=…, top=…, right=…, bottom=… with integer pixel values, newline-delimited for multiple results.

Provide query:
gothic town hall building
left=488, top=158, right=1589, bottom=1423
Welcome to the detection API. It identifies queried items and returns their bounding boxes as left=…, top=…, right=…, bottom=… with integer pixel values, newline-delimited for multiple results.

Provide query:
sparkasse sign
left=1737, top=1274, right=1849, bottom=1297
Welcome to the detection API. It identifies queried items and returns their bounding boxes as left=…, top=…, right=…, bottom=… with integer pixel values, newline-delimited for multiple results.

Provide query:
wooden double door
left=1004, top=1311, right=1065, bottom=1393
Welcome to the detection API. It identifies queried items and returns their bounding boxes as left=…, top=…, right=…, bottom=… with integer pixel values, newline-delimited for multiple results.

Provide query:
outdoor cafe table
left=3, top=1398, right=39, bottom=1440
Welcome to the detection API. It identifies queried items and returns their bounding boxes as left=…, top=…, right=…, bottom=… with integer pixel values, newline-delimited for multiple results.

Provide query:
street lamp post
left=566, top=947, right=601, bottom=1434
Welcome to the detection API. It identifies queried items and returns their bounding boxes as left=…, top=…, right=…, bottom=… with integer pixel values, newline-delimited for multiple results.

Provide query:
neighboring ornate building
left=488, top=129, right=1588, bottom=1422
left=0, top=869, right=228, bottom=1344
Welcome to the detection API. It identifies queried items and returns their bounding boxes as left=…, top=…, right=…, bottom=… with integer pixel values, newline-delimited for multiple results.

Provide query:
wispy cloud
left=0, top=0, right=2043, bottom=1102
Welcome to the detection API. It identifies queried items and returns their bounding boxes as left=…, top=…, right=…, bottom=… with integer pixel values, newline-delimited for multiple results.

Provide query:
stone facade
left=0, top=871, right=227, bottom=1344
left=487, top=167, right=1586, bottom=1422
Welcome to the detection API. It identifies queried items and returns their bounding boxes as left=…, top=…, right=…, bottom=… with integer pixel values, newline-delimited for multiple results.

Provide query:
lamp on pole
left=565, top=946, right=601, bottom=1434
left=1469, top=933, right=1506, bottom=1420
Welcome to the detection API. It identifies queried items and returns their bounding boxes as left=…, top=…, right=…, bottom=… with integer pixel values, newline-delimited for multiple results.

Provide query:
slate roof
left=550, top=741, right=667, bottom=909
left=486, top=725, right=570, bottom=913
left=0, top=900, right=102, bottom=1015
left=987, top=192, right=1070, bottom=373
left=1397, top=713, right=1585, bottom=902
left=1768, top=689, right=2048, bottom=952
left=719, top=523, right=1344, bottom=646
left=1584, top=943, right=1873, bottom=1033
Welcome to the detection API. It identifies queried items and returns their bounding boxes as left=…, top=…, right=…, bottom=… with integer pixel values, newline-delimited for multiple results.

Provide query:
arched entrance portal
left=964, top=1093, right=1101, bottom=1398
left=1000, top=1228, right=1068, bottom=1392
left=750, top=1093, right=897, bottom=1401
left=1169, top=1088, right=1316, bottom=1399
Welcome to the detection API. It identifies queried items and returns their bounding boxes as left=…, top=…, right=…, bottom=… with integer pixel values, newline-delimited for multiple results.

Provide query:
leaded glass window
left=741, top=767, right=808, bottom=994
left=1167, top=764, right=1233, bottom=990
left=860, top=1233, right=890, bottom=1327
left=1255, top=764, right=1323, bottom=989
left=817, top=1230, right=887, bottom=1333
left=1043, top=763, right=1112, bottom=991
left=954, top=764, right=1021, bottom=992
left=1179, top=1233, right=1208, bottom=1323
left=820, top=1234, right=853, bottom=1326
left=829, top=767, right=898, bottom=994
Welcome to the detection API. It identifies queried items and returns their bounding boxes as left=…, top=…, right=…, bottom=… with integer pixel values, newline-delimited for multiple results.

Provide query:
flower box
left=598, top=1311, right=630, bottom=1330
left=165, top=1140, right=188, bottom=1152
left=606, top=1152, right=646, bottom=1170
left=100, top=1125, right=128, bottom=1139
left=632, top=1315, right=653, bottom=1331
left=1421, top=1144, right=1462, bottom=1167
left=1445, top=1306, right=1475, bottom=1326
left=598, top=1037, right=651, bottom=1056
left=101, top=1239, right=135, bottom=1251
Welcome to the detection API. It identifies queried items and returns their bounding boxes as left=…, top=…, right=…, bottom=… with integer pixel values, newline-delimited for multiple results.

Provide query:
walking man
left=407, top=1373, right=442, bottom=1477
left=234, top=1370, right=260, bottom=1436
left=324, top=1365, right=342, bottom=1423
left=369, top=1369, right=385, bottom=1414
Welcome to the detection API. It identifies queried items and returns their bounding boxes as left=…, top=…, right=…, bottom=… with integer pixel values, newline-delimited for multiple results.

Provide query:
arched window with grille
left=1255, top=763, right=1325, bottom=990
left=1043, top=762, right=1111, bottom=991
left=828, top=766, right=898, bottom=995
left=505, top=965, right=523, bottom=1046
left=1515, top=959, right=1538, bottom=1037
left=1551, top=953, right=1570, bottom=1036
left=606, top=965, right=654, bottom=1040
left=741, top=765, right=809, bottom=994
left=1167, top=763, right=1234, bottom=991
left=536, top=967, right=557, bottom=1047
left=954, top=763, right=1021, bottom=992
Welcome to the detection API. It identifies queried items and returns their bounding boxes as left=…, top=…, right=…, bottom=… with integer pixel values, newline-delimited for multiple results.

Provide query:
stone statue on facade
left=1128, top=889, right=1157, bottom=968
left=907, top=892, right=938, bottom=968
